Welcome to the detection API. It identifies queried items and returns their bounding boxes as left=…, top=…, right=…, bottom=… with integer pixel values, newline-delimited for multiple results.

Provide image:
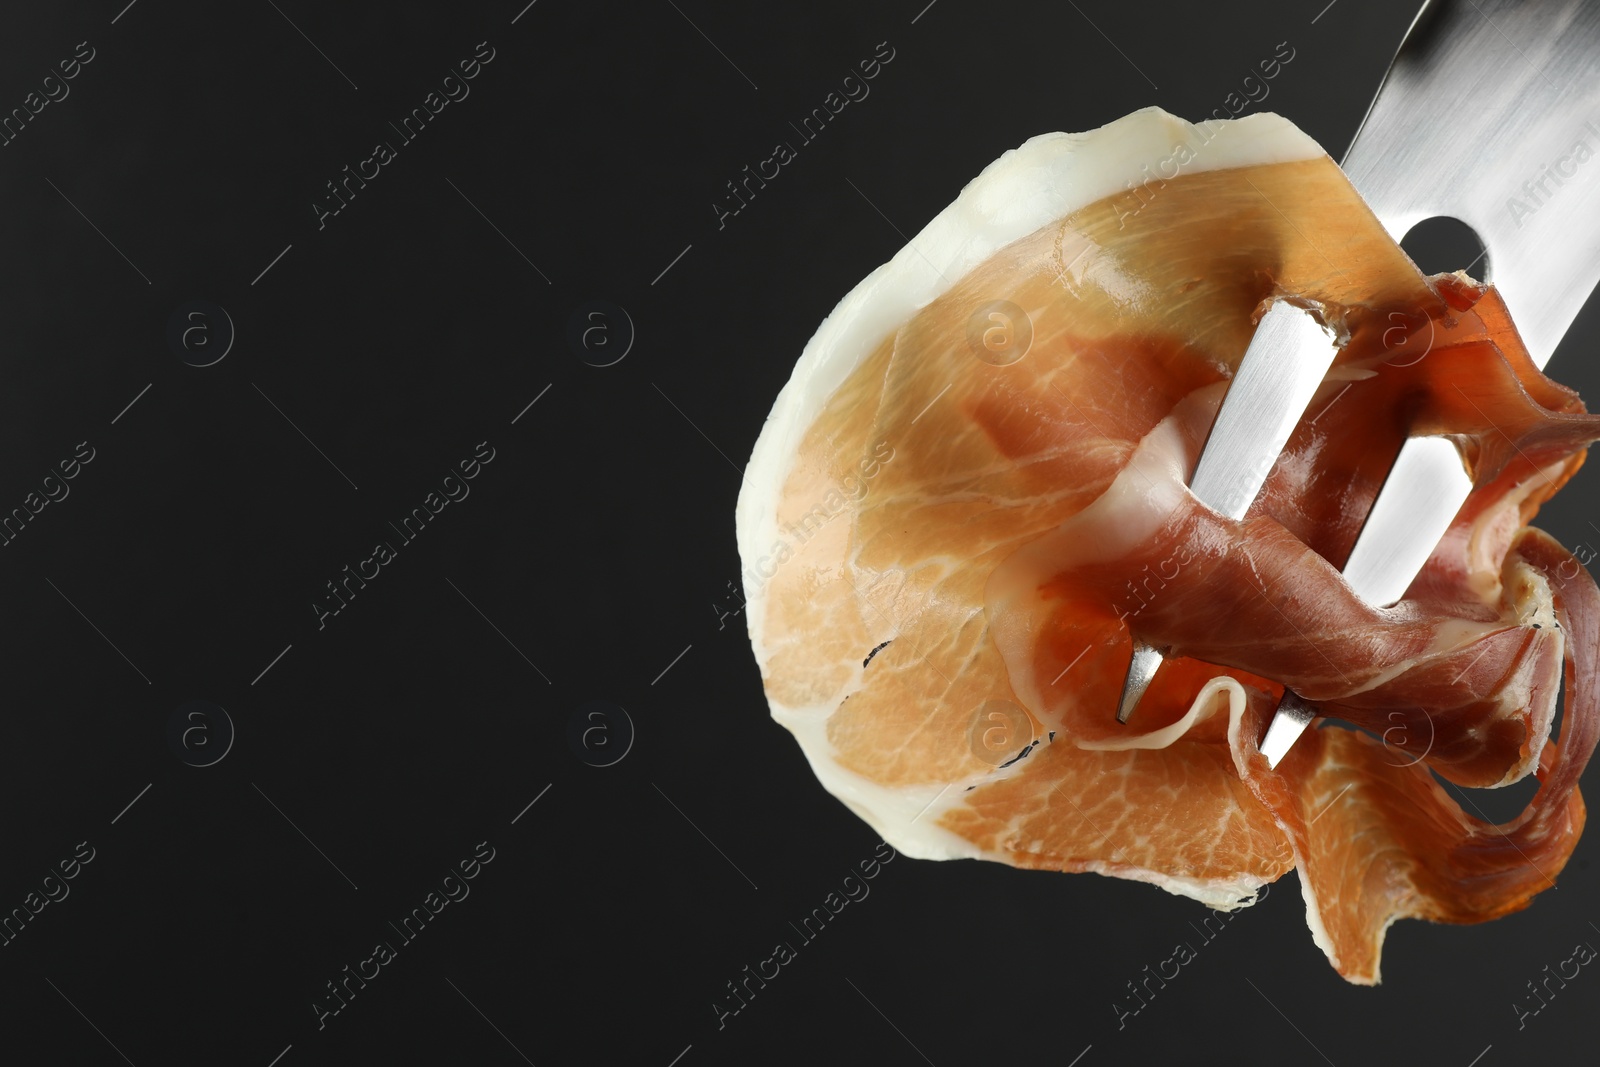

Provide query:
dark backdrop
left=0, top=2, right=1594, bottom=1065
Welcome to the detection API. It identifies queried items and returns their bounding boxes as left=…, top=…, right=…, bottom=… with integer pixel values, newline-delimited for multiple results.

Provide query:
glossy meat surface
left=737, top=109, right=1600, bottom=982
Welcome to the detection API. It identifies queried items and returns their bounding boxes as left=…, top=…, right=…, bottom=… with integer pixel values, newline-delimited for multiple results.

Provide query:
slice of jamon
left=735, top=107, right=1600, bottom=982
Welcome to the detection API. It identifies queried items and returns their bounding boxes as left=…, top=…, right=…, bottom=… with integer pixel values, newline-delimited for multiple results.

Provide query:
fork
left=1114, top=0, right=1600, bottom=771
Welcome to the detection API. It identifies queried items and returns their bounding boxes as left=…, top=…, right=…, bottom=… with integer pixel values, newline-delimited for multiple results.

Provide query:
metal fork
left=1115, top=0, right=1600, bottom=770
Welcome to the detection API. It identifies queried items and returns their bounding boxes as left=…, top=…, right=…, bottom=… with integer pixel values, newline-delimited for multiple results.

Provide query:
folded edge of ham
left=736, top=106, right=1600, bottom=982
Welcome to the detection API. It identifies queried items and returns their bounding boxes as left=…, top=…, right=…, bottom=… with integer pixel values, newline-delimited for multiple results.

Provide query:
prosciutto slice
left=735, top=107, right=1600, bottom=983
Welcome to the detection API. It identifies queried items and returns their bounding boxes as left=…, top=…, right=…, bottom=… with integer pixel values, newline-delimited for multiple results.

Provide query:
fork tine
left=1114, top=305, right=1339, bottom=723
left=1116, top=641, right=1166, bottom=723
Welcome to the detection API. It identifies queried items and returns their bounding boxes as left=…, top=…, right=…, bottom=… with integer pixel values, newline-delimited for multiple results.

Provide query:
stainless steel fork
left=1113, top=0, right=1600, bottom=769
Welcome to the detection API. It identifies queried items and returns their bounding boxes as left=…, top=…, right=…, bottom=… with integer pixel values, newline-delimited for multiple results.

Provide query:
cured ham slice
left=735, top=107, right=1600, bottom=982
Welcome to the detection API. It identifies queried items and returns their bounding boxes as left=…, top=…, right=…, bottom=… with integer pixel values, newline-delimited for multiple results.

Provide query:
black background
left=0, top=1, right=1596, bottom=1065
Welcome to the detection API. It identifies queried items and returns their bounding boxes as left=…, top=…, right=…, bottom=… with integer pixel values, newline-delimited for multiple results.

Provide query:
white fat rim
left=735, top=107, right=1326, bottom=902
